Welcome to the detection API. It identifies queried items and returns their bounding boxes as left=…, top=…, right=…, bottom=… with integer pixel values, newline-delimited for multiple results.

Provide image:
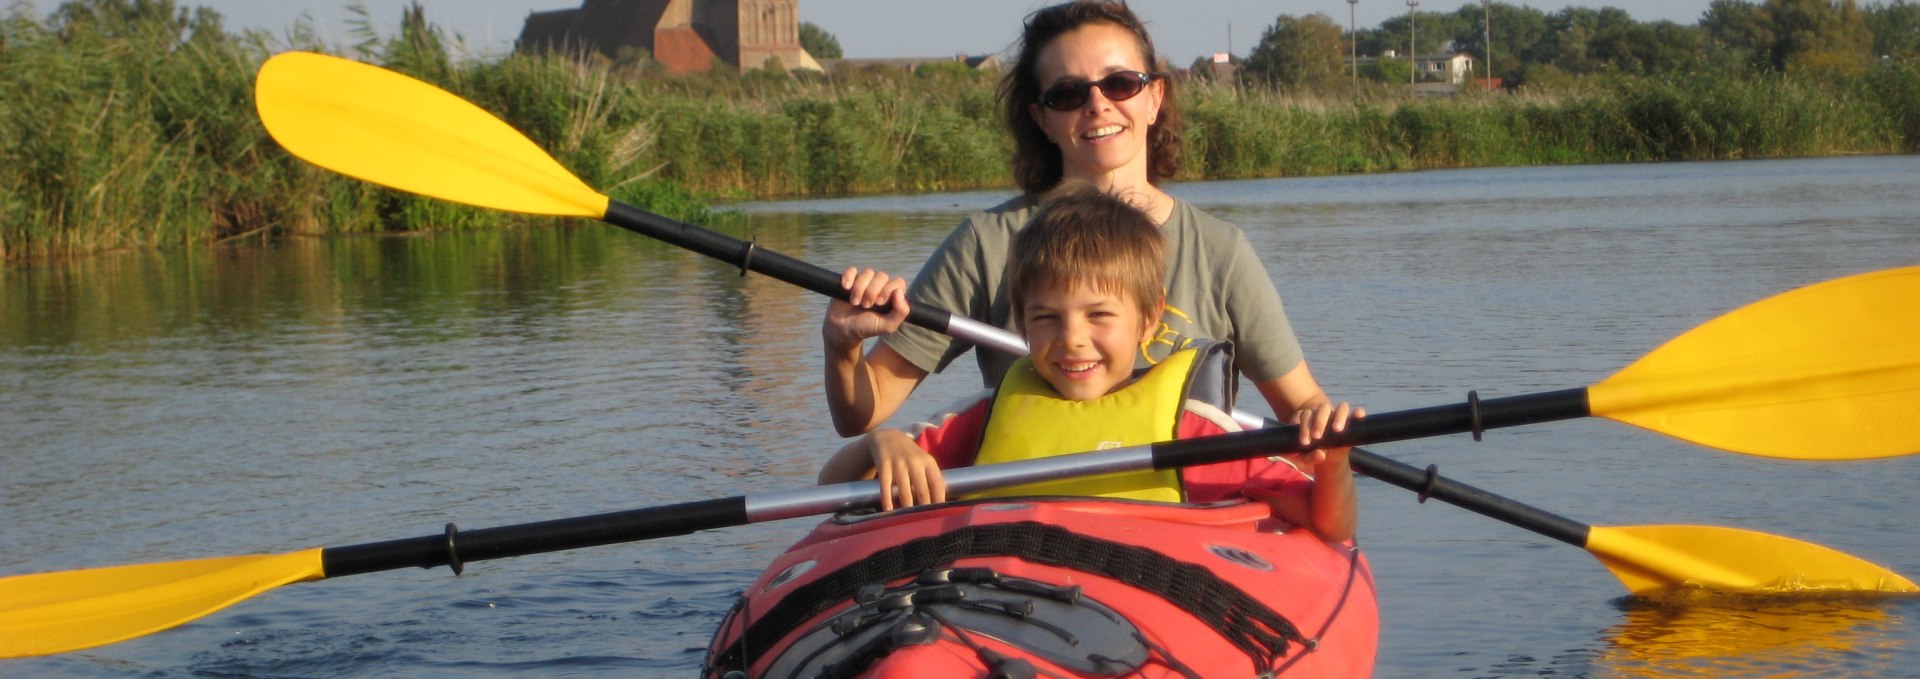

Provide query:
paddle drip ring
left=737, top=237, right=757, bottom=277
left=1467, top=390, right=1484, bottom=442
left=444, top=522, right=465, bottom=575
left=1417, top=465, right=1440, bottom=504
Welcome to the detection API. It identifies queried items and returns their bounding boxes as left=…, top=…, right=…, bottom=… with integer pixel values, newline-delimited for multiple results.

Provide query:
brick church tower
left=517, top=0, right=822, bottom=75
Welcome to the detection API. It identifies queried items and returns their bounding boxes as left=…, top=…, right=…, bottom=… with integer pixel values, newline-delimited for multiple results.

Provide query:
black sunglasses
left=1036, top=71, right=1156, bottom=112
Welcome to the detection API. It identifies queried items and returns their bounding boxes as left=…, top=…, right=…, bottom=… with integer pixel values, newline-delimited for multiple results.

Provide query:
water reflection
left=1600, top=595, right=1911, bottom=676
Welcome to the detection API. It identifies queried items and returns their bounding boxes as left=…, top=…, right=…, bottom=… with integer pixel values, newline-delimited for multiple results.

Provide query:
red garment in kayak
left=908, top=394, right=1312, bottom=503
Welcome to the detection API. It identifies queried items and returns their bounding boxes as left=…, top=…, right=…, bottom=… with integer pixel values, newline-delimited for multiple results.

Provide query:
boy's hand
left=823, top=267, right=910, bottom=352
left=869, top=430, right=947, bottom=511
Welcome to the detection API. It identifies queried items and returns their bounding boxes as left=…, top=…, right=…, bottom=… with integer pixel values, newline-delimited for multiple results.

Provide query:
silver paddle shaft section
left=945, top=315, right=1277, bottom=430
left=945, top=314, right=1029, bottom=359
left=741, top=443, right=1160, bottom=521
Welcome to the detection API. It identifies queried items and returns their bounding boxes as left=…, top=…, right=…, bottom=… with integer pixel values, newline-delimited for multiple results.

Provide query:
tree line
left=1237, top=0, right=1920, bottom=88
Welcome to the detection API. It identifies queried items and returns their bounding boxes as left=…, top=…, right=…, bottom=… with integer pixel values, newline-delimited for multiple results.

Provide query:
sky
left=24, top=0, right=1715, bottom=64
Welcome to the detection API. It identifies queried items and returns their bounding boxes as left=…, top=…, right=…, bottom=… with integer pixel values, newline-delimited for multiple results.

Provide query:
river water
left=3, top=155, right=1917, bottom=677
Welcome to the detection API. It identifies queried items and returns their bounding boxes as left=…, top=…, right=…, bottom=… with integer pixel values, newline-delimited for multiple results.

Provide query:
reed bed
left=4, top=3, right=1918, bottom=260
left=1180, top=71, right=1919, bottom=180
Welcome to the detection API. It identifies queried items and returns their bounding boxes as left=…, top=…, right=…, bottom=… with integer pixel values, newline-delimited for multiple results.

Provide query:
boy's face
left=1020, top=282, right=1160, bottom=401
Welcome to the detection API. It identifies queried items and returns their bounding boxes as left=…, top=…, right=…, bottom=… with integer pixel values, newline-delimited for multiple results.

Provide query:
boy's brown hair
left=1008, top=186, right=1166, bottom=329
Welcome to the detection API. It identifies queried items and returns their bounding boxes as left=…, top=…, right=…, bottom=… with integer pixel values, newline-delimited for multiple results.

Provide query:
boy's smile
left=1021, top=283, right=1160, bottom=401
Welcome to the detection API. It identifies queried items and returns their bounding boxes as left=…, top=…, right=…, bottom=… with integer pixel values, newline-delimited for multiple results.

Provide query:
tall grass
left=1181, top=71, right=1917, bottom=179
left=630, top=64, right=1010, bottom=197
left=0, top=0, right=712, bottom=261
left=5, top=1, right=1919, bottom=261
left=1, top=3, right=266, bottom=258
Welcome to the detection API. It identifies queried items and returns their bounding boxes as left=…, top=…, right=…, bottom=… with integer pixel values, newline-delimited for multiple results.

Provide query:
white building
left=1356, top=50, right=1476, bottom=85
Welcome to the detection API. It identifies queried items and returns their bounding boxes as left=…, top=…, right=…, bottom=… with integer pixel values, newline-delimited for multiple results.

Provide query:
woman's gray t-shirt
left=883, top=195, right=1304, bottom=387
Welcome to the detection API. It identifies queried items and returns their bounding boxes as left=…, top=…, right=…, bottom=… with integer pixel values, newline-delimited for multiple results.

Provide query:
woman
left=824, top=0, right=1351, bottom=451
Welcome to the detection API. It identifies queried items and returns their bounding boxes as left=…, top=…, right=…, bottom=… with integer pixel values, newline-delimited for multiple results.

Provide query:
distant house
left=1351, top=50, right=1476, bottom=86
left=1416, top=52, right=1475, bottom=84
left=517, top=0, right=822, bottom=75
left=963, top=54, right=1003, bottom=70
left=1201, top=52, right=1237, bottom=81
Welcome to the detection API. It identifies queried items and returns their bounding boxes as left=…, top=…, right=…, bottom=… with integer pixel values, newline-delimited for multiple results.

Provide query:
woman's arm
left=826, top=208, right=1019, bottom=434
left=822, top=268, right=932, bottom=436
left=1251, top=359, right=1331, bottom=423
left=824, top=340, right=930, bottom=436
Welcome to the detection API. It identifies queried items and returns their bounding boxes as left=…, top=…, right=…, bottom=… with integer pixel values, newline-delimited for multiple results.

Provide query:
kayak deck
left=704, top=497, right=1378, bottom=677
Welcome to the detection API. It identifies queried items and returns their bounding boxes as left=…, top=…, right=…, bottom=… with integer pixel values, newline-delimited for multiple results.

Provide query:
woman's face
left=1028, top=22, right=1164, bottom=187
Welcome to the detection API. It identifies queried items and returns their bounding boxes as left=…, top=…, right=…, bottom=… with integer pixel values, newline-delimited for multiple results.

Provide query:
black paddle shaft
left=1147, top=387, right=1596, bottom=547
left=1147, top=387, right=1593, bottom=468
left=1347, top=449, right=1591, bottom=546
left=604, top=201, right=953, bottom=333
left=321, top=498, right=746, bottom=577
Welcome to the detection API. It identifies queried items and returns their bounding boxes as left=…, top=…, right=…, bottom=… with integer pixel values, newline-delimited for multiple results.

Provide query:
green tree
left=1361, top=56, right=1414, bottom=83
left=1757, top=0, right=1874, bottom=71
left=47, top=0, right=226, bottom=45
left=1640, top=21, right=1708, bottom=71
left=1354, top=27, right=1390, bottom=57
left=1244, top=12, right=1345, bottom=87
left=800, top=21, right=842, bottom=59
left=1524, top=7, right=1647, bottom=72
left=1582, top=17, right=1704, bottom=73
left=1864, top=0, right=1920, bottom=58
left=1373, top=8, right=1473, bottom=61
left=1449, top=2, right=1552, bottom=79
left=1703, top=0, right=1763, bottom=47
left=1698, top=0, right=1770, bottom=70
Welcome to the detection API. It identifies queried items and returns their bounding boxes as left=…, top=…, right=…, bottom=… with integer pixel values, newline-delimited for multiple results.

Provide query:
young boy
left=818, top=188, right=1361, bottom=542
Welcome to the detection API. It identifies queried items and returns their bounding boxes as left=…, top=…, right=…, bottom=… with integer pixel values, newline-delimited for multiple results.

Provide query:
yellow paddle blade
left=1588, top=266, right=1920, bottom=459
left=1585, top=525, right=1918, bottom=596
left=0, top=549, right=325, bottom=658
left=255, top=51, right=609, bottom=218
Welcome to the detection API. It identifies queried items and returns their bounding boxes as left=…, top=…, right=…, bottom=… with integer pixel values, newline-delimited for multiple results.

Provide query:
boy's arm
left=1248, top=396, right=1364, bottom=543
left=816, top=429, right=949, bottom=511
left=818, top=435, right=880, bottom=485
left=868, top=429, right=947, bottom=510
left=1296, top=401, right=1361, bottom=542
left=1307, top=449, right=1358, bottom=542
left=1245, top=455, right=1357, bottom=543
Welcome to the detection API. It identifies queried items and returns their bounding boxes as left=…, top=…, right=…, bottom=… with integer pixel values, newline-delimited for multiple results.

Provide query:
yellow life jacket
left=971, top=341, right=1237, bottom=502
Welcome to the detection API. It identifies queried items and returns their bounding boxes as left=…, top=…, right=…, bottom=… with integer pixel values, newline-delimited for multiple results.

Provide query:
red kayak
left=703, top=498, right=1378, bottom=678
